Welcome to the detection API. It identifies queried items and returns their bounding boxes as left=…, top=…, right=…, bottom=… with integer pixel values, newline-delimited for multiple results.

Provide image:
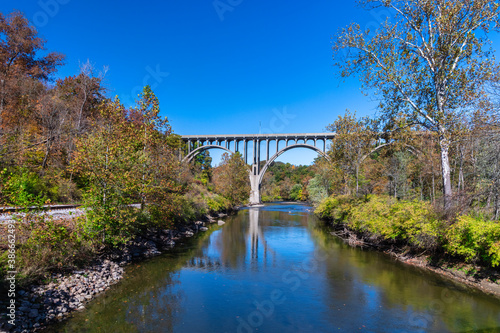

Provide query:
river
left=55, top=203, right=500, bottom=332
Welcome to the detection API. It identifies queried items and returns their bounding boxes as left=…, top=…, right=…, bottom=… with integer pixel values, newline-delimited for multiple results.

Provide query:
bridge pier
left=249, top=167, right=261, bottom=205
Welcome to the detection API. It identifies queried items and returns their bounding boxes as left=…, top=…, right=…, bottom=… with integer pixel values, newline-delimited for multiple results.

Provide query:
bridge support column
left=249, top=171, right=261, bottom=205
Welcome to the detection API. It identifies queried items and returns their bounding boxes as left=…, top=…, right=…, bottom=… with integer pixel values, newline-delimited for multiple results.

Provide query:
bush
left=349, top=195, right=440, bottom=248
left=290, top=184, right=303, bottom=201
left=0, top=215, right=94, bottom=284
left=262, top=194, right=282, bottom=202
left=307, top=176, right=328, bottom=206
left=206, top=195, right=231, bottom=213
left=81, top=187, right=141, bottom=247
left=316, top=194, right=440, bottom=249
left=0, top=169, right=48, bottom=207
left=314, top=195, right=360, bottom=222
left=444, top=215, right=500, bottom=267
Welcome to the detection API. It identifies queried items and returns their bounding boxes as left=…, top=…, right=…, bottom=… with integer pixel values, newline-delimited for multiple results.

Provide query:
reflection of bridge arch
left=180, top=133, right=336, bottom=204
left=183, top=145, right=233, bottom=163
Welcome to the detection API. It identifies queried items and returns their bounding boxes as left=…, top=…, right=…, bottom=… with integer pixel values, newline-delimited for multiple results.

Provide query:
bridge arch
left=258, top=144, right=331, bottom=184
left=181, top=133, right=336, bottom=204
left=183, top=145, right=234, bottom=163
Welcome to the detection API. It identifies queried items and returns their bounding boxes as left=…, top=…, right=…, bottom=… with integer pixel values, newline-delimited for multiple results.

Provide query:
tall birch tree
left=332, top=0, right=500, bottom=210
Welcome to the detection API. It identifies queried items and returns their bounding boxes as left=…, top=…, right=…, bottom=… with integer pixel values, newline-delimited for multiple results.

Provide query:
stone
left=200, top=227, right=209, bottom=231
left=28, top=309, right=39, bottom=318
left=217, top=220, right=225, bottom=226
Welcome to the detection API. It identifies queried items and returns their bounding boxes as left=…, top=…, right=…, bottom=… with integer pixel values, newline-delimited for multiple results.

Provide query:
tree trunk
left=0, top=78, right=4, bottom=127
left=355, top=164, right=359, bottom=196
left=41, top=135, right=52, bottom=169
left=494, top=192, right=499, bottom=221
left=439, top=134, right=453, bottom=211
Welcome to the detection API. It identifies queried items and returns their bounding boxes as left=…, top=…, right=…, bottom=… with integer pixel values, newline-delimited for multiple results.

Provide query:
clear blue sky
left=2, top=1, right=499, bottom=166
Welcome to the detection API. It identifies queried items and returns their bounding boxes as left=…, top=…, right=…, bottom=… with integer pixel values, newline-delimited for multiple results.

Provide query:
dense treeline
left=0, top=11, right=249, bottom=283
left=313, top=109, right=500, bottom=268
left=312, top=110, right=500, bottom=219
left=261, top=162, right=314, bottom=202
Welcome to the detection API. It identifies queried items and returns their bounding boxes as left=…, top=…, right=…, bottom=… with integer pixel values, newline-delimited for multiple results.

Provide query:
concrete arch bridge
left=180, top=133, right=335, bottom=204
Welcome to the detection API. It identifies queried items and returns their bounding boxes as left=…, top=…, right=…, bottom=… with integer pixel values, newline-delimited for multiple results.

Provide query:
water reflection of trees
left=311, top=223, right=500, bottom=332
left=55, top=231, right=216, bottom=332
left=57, top=206, right=500, bottom=332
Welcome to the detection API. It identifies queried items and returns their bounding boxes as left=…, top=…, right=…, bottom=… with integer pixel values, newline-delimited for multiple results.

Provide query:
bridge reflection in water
left=185, top=207, right=274, bottom=271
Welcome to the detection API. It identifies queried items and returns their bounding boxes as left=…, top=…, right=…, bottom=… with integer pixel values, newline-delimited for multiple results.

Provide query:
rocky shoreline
left=329, top=223, right=500, bottom=300
left=0, top=213, right=229, bottom=333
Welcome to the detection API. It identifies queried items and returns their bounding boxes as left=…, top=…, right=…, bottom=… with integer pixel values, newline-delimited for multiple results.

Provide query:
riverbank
left=0, top=212, right=230, bottom=332
left=329, top=224, right=500, bottom=298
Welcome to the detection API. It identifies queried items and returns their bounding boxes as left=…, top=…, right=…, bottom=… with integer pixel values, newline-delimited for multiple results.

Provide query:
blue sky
left=2, top=1, right=499, bottom=166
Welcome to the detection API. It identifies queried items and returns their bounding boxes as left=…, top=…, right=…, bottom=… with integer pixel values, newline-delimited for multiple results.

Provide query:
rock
left=217, top=220, right=225, bottom=226
left=28, top=309, right=39, bottom=318
left=200, top=227, right=208, bottom=231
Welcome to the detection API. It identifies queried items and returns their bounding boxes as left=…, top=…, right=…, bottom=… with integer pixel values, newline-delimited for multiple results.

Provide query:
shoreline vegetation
left=314, top=194, right=500, bottom=298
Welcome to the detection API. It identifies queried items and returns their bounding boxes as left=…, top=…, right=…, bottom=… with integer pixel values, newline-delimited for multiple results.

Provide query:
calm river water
left=56, top=203, right=500, bottom=332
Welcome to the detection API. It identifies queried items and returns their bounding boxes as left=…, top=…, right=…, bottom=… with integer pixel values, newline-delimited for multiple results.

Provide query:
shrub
left=206, top=194, right=231, bottom=213
left=307, top=176, right=328, bottom=206
left=316, top=194, right=440, bottom=249
left=349, top=195, right=440, bottom=248
left=81, top=187, right=141, bottom=247
left=0, top=215, right=94, bottom=285
left=444, top=215, right=500, bottom=267
left=290, top=184, right=303, bottom=201
left=314, top=195, right=359, bottom=222
left=0, top=169, right=48, bottom=207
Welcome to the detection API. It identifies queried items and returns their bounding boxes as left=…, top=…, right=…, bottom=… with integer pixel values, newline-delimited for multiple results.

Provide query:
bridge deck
left=180, top=133, right=336, bottom=141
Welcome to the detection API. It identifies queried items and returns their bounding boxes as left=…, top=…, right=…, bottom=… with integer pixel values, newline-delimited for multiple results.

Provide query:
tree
left=57, top=60, right=107, bottom=170
left=333, top=0, right=500, bottom=210
left=0, top=11, right=64, bottom=133
left=213, top=152, right=250, bottom=205
left=327, top=110, right=375, bottom=195
left=71, top=98, right=145, bottom=245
